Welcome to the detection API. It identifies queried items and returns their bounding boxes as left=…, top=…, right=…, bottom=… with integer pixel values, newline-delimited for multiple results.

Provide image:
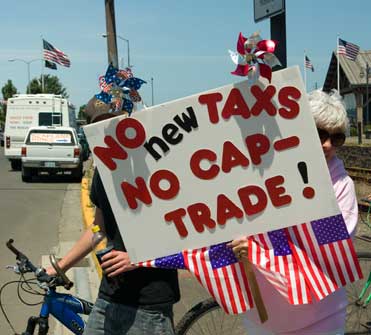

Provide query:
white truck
left=4, top=94, right=76, bottom=170
left=21, top=126, right=83, bottom=182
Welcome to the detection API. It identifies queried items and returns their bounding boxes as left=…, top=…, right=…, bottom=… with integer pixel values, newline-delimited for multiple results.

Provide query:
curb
left=80, top=175, right=102, bottom=279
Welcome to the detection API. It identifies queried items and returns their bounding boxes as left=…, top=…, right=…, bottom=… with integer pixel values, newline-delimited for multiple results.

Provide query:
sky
left=0, top=1, right=369, bottom=111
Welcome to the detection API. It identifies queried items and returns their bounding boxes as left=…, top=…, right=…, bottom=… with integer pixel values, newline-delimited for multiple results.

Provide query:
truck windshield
left=26, top=130, right=75, bottom=145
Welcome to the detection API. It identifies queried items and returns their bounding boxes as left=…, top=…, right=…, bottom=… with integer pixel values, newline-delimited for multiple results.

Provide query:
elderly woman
left=229, top=89, right=358, bottom=335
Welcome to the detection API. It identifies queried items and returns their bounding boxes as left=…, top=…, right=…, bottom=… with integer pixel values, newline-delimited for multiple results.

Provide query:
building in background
left=323, top=50, right=371, bottom=138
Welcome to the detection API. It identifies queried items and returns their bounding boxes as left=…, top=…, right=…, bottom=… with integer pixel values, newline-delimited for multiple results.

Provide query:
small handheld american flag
left=137, top=214, right=362, bottom=315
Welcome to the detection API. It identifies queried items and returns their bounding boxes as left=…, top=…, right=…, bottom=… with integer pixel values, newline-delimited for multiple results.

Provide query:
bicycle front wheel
left=346, top=251, right=371, bottom=334
left=174, top=298, right=247, bottom=335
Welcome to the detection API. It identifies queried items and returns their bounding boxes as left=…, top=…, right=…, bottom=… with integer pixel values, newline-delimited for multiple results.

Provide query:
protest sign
left=84, top=66, right=340, bottom=263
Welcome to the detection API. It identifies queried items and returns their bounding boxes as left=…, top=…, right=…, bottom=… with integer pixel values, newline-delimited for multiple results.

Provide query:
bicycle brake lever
left=5, top=265, right=20, bottom=274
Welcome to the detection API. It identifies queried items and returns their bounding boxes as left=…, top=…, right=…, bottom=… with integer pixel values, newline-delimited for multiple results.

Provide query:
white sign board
left=254, top=0, right=285, bottom=23
left=84, top=67, right=340, bottom=263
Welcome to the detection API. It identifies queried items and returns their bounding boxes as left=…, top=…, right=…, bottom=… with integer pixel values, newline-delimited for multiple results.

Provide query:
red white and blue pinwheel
left=229, top=32, right=281, bottom=84
left=95, top=64, right=146, bottom=116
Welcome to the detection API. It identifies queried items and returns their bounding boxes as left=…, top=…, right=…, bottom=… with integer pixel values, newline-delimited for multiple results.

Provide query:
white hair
left=308, top=89, right=349, bottom=133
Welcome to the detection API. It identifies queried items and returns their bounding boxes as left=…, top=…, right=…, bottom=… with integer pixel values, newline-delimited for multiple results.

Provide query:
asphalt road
left=0, top=149, right=79, bottom=334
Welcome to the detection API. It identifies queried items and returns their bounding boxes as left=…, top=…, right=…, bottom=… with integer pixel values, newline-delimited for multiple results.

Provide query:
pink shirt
left=244, top=156, right=358, bottom=334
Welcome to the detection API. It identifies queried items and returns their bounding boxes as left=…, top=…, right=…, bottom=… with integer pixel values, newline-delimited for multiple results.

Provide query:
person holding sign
left=229, top=89, right=357, bottom=335
left=47, top=98, right=181, bottom=335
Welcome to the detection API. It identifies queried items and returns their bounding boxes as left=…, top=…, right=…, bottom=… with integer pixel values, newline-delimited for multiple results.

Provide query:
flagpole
left=304, top=50, right=307, bottom=92
left=41, top=35, right=45, bottom=93
left=337, top=34, right=340, bottom=93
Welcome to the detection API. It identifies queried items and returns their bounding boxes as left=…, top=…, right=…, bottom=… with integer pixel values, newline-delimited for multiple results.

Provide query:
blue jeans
left=84, top=298, right=175, bottom=335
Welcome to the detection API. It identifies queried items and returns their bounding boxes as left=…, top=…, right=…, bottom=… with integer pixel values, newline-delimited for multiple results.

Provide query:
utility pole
left=104, top=0, right=118, bottom=68
left=254, top=0, right=286, bottom=70
left=270, top=12, right=287, bottom=69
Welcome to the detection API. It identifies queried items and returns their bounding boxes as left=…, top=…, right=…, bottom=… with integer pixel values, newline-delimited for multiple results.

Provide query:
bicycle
left=2, top=238, right=247, bottom=335
left=1, top=239, right=93, bottom=335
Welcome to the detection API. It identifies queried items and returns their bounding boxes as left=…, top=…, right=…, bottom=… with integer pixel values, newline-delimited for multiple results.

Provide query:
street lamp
left=8, top=58, right=41, bottom=94
left=102, top=33, right=131, bottom=68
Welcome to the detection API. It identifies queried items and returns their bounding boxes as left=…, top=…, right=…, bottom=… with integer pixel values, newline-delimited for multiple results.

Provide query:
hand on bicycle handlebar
left=6, top=239, right=72, bottom=289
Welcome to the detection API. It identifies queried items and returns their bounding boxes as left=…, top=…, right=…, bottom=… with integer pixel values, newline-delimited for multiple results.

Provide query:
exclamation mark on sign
left=297, top=162, right=315, bottom=199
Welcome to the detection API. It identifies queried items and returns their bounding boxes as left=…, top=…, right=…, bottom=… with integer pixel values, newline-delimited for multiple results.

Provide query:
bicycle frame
left=23, top=288, right=92, bottom=335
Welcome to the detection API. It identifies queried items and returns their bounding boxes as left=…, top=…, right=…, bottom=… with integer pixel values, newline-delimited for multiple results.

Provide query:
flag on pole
left=305, top=56, right=314, bottom=72
left=43, top=39, right=71, bottom=67
left=338, top=38, right=360, bottom=61
left=45, top=60, right=57, bottom=70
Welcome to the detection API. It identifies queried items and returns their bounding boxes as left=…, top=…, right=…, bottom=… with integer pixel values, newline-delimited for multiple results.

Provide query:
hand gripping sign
left=84, top=66, right=341, bottom=263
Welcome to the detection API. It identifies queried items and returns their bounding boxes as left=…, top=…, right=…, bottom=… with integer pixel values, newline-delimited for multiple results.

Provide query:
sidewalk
left=42, top=174, right=100, bottom=335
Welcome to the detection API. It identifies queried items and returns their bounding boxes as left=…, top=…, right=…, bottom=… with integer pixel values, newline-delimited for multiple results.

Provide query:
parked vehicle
left=4, top=94, right=76, bottom=170
left=77, top=127, right=90, bottom=161
left=0, top=128, right=4, bottom=147
left=21, top=126, right=83, bottom=182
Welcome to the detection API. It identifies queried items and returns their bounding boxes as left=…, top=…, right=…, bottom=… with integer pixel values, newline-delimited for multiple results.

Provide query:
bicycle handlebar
left=6, top=238, right=37, bottom=273
left=6, top=238, right=73, bottom=290
left=6, top=238, right=22, bottom=258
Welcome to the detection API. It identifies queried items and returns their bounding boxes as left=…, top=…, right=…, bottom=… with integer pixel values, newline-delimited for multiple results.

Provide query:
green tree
left=2, top=79, right=18, bottom=100
left=1, top=80, right=18, bottom=125
left=28, top=74, right=69, bottom=98
left=78, top=104, right=87, bottom=120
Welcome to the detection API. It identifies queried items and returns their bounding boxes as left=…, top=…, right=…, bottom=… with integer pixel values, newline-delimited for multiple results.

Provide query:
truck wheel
left=11, top=160, right=22, bottom=171
left=21, top=167, right=32, bottom=182
left=72, top=164, right=83, bottom=182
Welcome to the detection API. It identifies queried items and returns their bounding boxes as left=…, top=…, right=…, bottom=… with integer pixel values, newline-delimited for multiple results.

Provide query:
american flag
left=249, top=214, right=362, bottom=305
left=43, top=39, right=71, bottom=67
left=137, top=214, right=362, bottom=315
left=137, top=242, right=254, bottom=314
left=338, top=38, right=360, bottom=61
left=305, top=56, right=314, bottom=72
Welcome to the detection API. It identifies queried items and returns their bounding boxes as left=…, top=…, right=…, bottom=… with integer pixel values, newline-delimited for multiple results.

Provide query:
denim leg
left=84, top=298, right=110, bottom=335
left=105, top=303, right=175, bottom=335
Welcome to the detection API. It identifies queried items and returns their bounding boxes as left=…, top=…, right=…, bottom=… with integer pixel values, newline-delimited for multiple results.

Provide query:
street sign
left=254, top=0, right=285, bottom=23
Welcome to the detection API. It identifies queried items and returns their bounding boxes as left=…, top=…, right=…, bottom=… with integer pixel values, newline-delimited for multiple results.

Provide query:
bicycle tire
left=345, top=251, right=371, bottom=335
left=174, top=298, right=246, bottom=335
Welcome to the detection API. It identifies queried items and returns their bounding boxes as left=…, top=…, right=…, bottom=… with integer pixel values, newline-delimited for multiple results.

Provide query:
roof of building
left=323, top=50, right=371, bottom=91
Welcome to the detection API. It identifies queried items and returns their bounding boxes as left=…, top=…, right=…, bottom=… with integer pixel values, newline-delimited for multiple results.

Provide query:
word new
left=93, top=107, right=198, bottom=170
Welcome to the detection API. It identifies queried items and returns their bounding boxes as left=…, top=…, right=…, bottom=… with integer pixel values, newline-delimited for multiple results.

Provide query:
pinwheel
left=229, top=31, right=281, bottom=84
left=95, top=64, right=146, bottom=115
